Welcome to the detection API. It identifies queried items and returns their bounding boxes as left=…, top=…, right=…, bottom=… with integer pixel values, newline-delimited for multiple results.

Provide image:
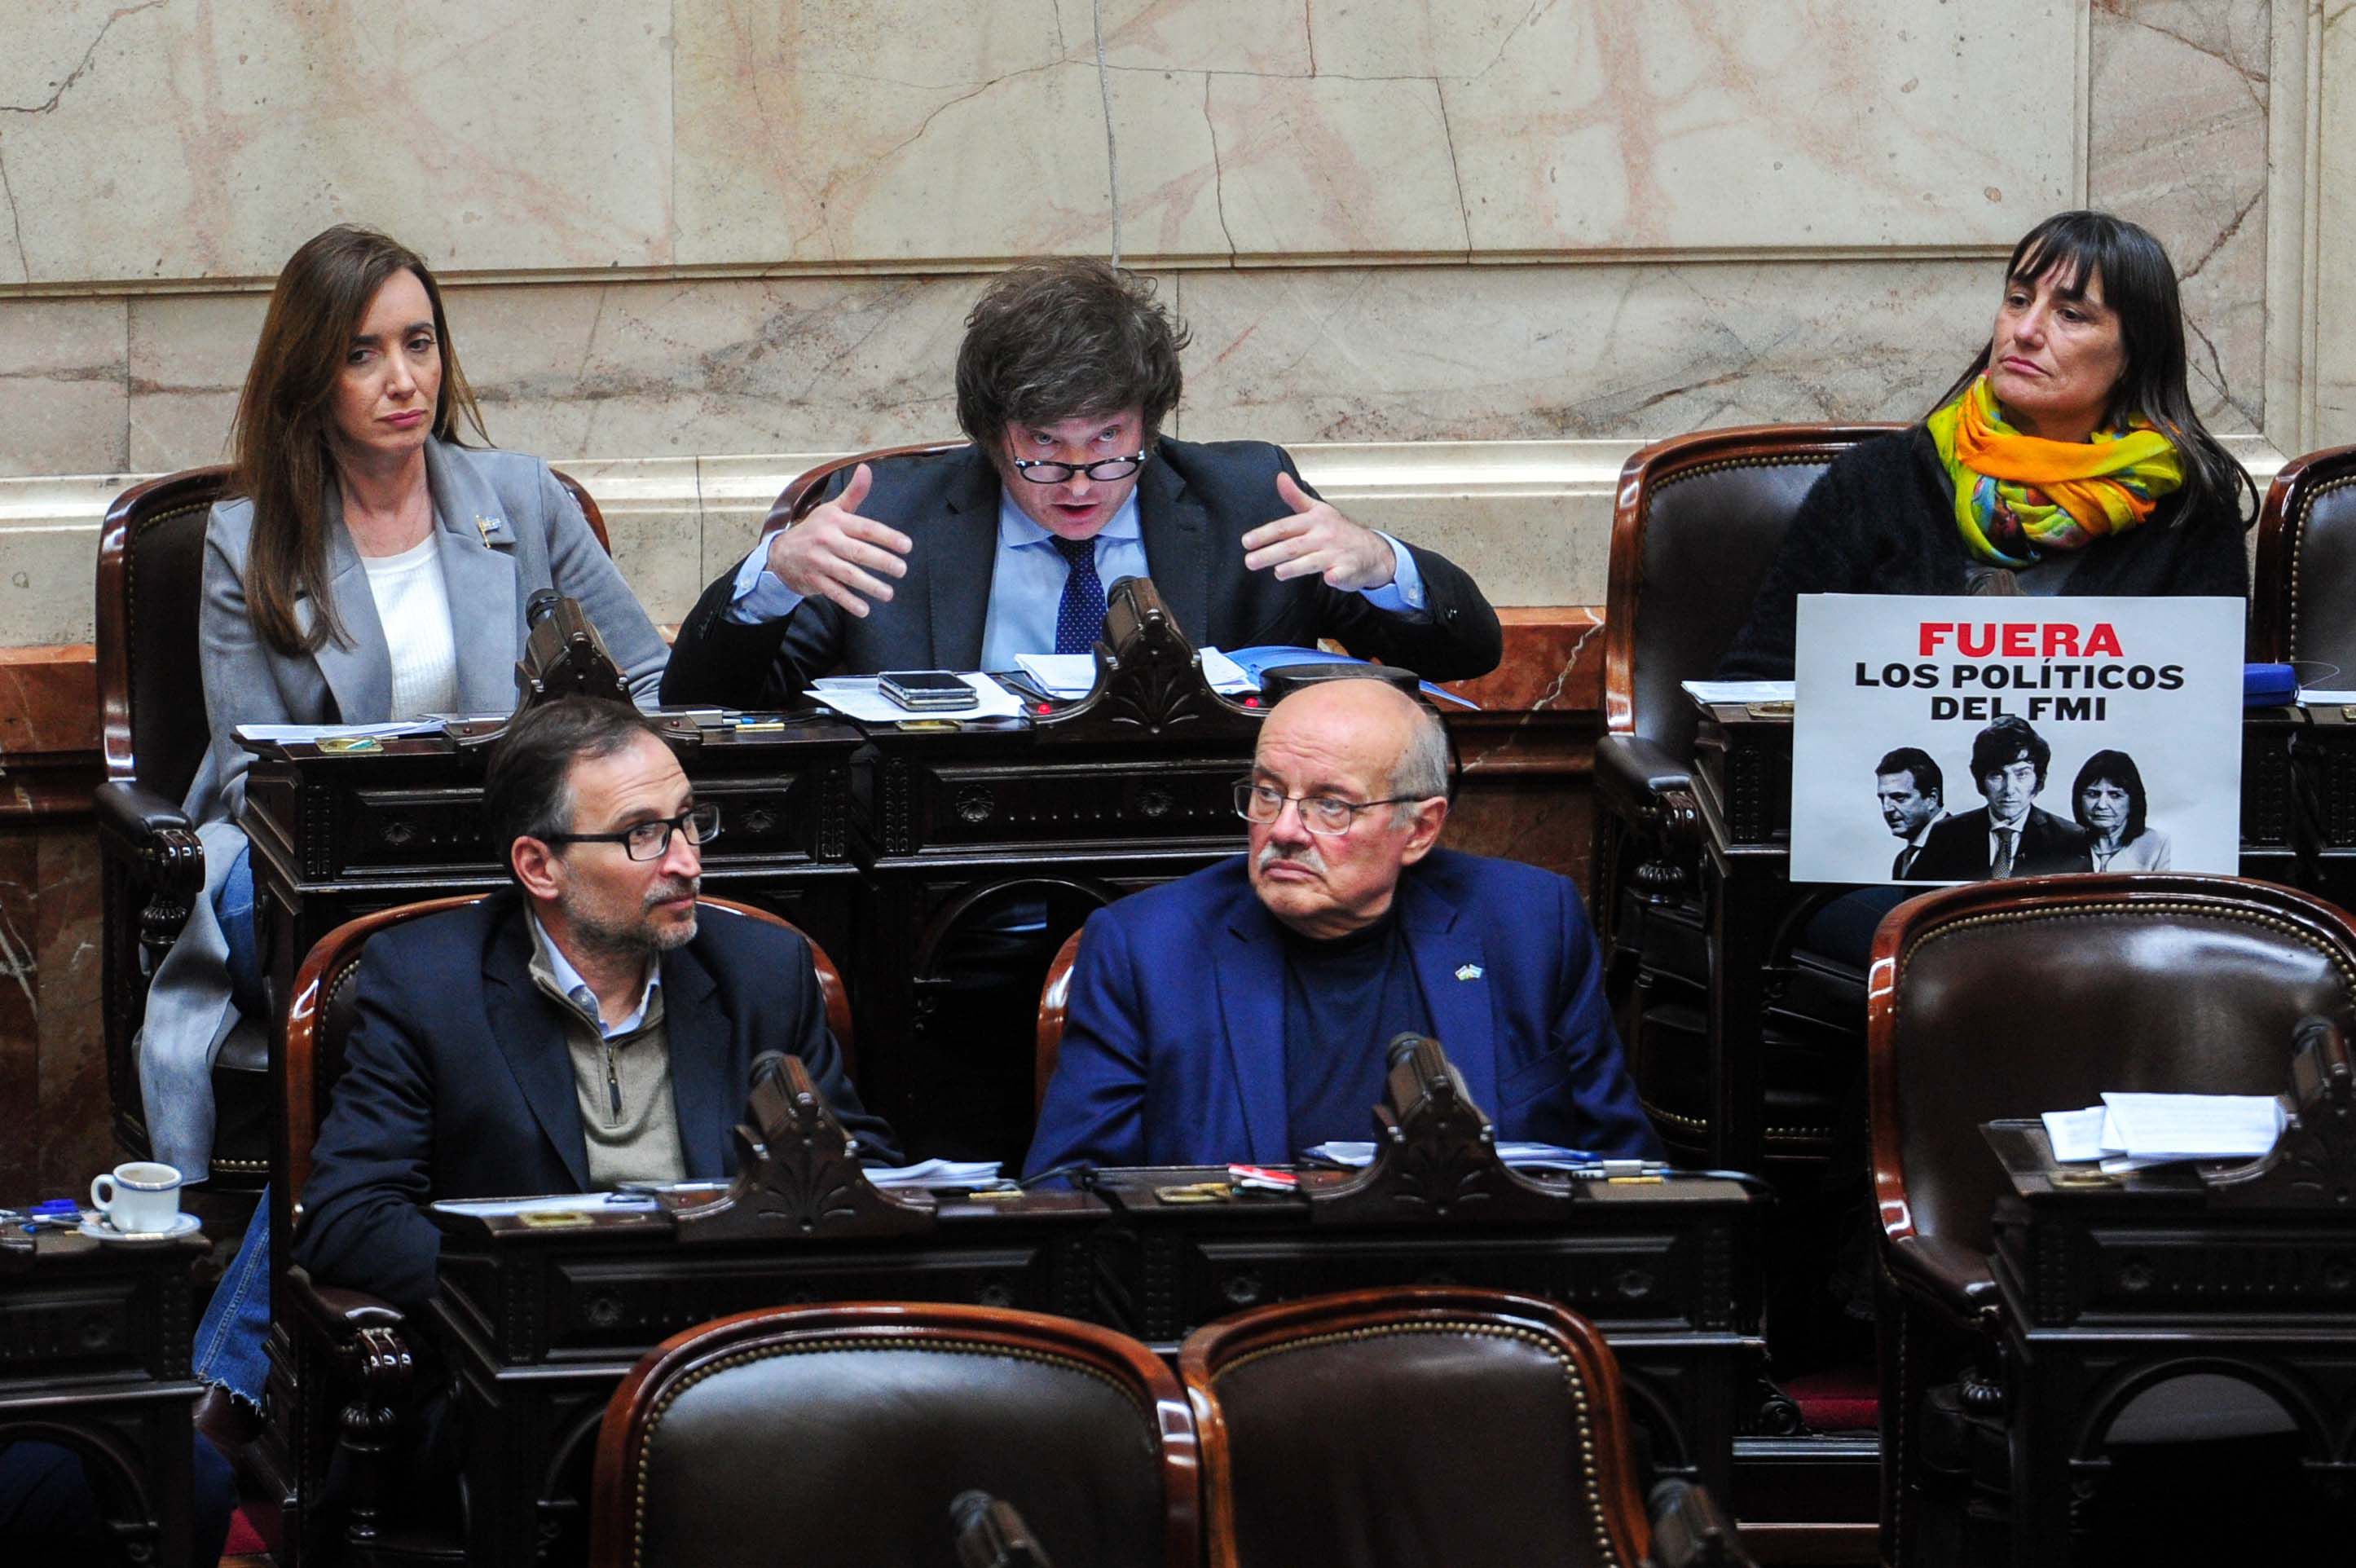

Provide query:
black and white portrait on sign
left=1791, top=596, right=2239, bottom=884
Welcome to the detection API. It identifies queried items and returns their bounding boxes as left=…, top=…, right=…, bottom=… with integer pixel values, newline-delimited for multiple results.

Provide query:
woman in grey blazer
left=148, top=224, right=666, bottom=1414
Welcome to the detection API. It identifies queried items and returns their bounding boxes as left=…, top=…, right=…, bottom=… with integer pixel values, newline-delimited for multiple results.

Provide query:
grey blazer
left=143, top=438, right=667, bottom=1178
left=191, top=437, right=667, bottom=827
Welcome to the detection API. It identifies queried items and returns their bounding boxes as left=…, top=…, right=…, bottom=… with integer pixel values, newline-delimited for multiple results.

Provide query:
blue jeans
left=193, top=843, right=273, bottom=1408
left=193, top=1192, right=272, bottom=1410
left=217, top=843, right=267, bottom=1021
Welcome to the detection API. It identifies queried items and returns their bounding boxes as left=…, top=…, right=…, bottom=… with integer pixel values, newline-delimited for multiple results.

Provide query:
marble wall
left=0, top=2, right=2299, bottom=493
left=0, top=0, right=2329, bottom=1200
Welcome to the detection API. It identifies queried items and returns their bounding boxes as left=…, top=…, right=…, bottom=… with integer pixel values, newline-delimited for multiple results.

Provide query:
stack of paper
left=1680, top=680, right=1796, bottom=706
left=2041, top=1093, right=2285, bottom=1173
left=1015, top=649, right=1257, bottom=698
left=1304, top=1140, right=1598, bottom=1169
left=801, top=674, right=1026, bottom=723
left=865, top=1159, right=1002, bottom=1188
left=237, top=720, right=447, bottom=744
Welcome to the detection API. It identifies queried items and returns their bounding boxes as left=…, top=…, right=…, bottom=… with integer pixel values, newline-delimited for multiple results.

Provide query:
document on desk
left=1305, top=1140, right=1597, bottom=1169
left=865, top=1159, right=1002, bottom=1188
left=2042, top=1095, right=2285, bottom=1169
left=802, top=674, right=1026, bottom=723
left=2098, top=1092, right=2284, bottom=1161
left=1680, top=680, right=1796, bottom=707
left=236, top=719, right=447, bottom=744
left=431, top=1192, right=665, bottom=1217
left=1015, top=648, right=1257, bottom=698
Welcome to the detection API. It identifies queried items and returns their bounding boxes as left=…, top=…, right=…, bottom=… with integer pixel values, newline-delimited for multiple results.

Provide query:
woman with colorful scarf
left=1720, top=210, right=2253, bottom=680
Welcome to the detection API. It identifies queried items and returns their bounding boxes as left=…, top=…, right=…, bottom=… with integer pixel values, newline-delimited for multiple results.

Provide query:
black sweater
left=1716, top=426, right=2251, bottom=680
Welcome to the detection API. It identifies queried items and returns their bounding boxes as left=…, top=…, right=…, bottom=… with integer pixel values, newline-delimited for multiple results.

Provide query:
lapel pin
left=1455, top=963, right=1483, bottom=982
left=473, top=514, right=502, bottom=545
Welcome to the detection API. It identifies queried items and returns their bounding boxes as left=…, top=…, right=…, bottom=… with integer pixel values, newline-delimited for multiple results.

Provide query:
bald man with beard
left=1024, top=679, right=1659, bottom=1173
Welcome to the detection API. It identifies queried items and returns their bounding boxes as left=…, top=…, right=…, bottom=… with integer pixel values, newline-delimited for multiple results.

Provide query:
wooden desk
left=1676, top=702, right=2310, bottom=1174
left=0, top=1218, right=211, bottom=1567
left=239, top=715, right=868, bottom=1011
left=427, top=1169, right=1759, bottom=1564
left=1983, top=1119, right=2356, bottom=1565
left=240, top=584, right=1262, bottom=1161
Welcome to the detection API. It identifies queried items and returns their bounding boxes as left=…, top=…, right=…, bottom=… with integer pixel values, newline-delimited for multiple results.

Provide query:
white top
left=359, top=530, right=460, bottom=720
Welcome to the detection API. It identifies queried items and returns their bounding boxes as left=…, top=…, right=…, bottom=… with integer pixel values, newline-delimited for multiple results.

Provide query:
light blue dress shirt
left=728, top=482, right=1428, bottom=665
left=529, top=910, right=662, bottom=1039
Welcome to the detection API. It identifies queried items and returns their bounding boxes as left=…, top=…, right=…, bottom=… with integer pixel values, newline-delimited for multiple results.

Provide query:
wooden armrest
left=1647, top=1478, right=1755, bottom=1568
left=1595, top=732, right=1695, bottom=808
left=1882, top=1234, right=2002, bottom=1331
left=1593, top=733, right=1704, bottom=862
left=283, top=1263, right=407, bottom=1337
left=94, top=778, right=196, bottom=847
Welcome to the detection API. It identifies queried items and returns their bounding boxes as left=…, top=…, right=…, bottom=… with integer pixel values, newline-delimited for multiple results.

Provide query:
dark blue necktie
left=1050, top=535, right=1106, bottom=655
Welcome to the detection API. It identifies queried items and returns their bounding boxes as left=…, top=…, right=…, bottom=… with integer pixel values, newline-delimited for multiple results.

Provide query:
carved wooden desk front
left=427, top=1169, right=1755, bottom=1563
left=0, top=1219, right=210, bottom=1567
left=1984, top=1113, right=2356, bottom=1566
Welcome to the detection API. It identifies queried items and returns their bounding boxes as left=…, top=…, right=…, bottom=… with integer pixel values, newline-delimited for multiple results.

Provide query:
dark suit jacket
left=293, top=894, right=900, bottom=1310
left=661, top=438, right=1504, bottom=707
left=1022, top=849, right=1662, bottom=1174
left=1909, top=804, right=2091, bottom=881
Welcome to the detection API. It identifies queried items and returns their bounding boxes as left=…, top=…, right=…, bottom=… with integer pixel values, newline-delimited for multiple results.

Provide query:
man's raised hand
left=1240, top=471, right=1397, bottom=592
left=764, top=463, right=914, bottom=619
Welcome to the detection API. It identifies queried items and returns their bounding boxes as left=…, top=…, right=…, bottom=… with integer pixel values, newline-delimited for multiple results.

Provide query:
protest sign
left=1790, top=595, right=2242, bottom=883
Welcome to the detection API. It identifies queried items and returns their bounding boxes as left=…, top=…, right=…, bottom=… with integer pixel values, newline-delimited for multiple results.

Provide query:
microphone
left=1386, top=1032, right=1428, bottom=1068
left=951, top=1491, right=1055, bottom=1568
left=747, top=1050, right=789, bottom=1090
left=525, top=587, right=563, bottom=628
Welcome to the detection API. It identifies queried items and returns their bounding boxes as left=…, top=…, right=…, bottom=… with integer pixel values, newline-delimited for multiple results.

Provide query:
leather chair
left=1034, top=927, right=1084, bottom=1114
left=764, top=440, right=969, bottom=535
left=587, top=1301, right=1200, bottom=1568
left=94, top=464, right=612, bottom=1183
left=2253, top=441, right=2356, bottom=673
left=268, top=892, right=845, bottom=1566
left=1179, top=1285, right=1750, bottom=1568
left=1590, top=423, right=1903, bottom=1173
left=1866, top=873, right=2356, bottom=1566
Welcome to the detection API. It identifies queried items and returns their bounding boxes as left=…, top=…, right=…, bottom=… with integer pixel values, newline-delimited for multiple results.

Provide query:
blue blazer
left=1024, top=849, right=1662, bottom=1174
left=294, top=893, right=900, bottom=1310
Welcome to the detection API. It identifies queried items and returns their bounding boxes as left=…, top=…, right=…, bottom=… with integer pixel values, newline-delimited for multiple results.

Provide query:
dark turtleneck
left=1279, top=904, right=1433, bottom=1156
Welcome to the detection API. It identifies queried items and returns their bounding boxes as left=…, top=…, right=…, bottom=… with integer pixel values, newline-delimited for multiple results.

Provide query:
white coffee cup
left=90, top=1161, right=184, bottom=1235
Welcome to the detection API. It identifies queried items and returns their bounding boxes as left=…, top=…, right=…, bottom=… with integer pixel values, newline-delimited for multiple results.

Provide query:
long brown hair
left=229, top=225, right=488, bottom=655
left=1931, top=209, right=2256, bottom=530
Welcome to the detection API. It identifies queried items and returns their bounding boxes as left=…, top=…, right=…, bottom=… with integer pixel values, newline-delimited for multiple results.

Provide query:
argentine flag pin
left=1455, top=963, right=1483, bottom=982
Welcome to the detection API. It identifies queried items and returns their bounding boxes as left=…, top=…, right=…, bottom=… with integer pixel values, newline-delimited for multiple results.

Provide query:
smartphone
left=879, top=670, right=980, bottom=711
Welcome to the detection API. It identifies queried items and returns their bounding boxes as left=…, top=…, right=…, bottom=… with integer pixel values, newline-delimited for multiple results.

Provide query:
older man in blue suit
left=1024, top=680, right=1660, bottom=1174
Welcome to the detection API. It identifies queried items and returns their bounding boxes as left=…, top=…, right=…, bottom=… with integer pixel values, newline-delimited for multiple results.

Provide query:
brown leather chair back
left=1180, top=1286, right=1652, bottom=1568
left=283, top=895, right=849, bottom=1222
left=98, top=467, right=230, bottom=799
left=764, top=441, right=971, bottom=535
left=1034, top=927, right=1084, bottom=1113
left=2254, top=442, right=2356, bottom=672
left=589, top=1302, right=1199, bottom=1568
left=97, top=465, right=611, bottom=797
left=1869, top=874, right=2356, bottom=1260
left=1603, top=425, right=1902, bottom=760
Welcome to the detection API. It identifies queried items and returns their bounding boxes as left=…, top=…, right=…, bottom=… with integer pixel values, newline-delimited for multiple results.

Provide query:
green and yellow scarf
left=1924, top=376, right=2182, bottom=567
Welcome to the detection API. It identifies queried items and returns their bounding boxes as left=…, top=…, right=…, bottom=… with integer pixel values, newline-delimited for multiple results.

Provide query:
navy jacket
left=294, top=894, right=898, bottom=1310
left=1909, top=804, right=2091, bottom=881
left=1023, top=849, right=1662, bottom=1173
left=660, top=438, right=1504, bottom=706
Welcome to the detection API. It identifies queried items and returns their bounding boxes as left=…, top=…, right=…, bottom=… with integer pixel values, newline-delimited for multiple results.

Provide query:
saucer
left=78, top=1212, right=202, bottom=1245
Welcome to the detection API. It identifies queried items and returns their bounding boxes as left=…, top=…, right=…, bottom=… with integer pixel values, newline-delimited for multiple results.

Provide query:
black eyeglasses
left=541, top=803, right=721, bottom=861
left=1011, top=451, right=1149, bottom=484
left=1232, top=780, right=1425, bottom=837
